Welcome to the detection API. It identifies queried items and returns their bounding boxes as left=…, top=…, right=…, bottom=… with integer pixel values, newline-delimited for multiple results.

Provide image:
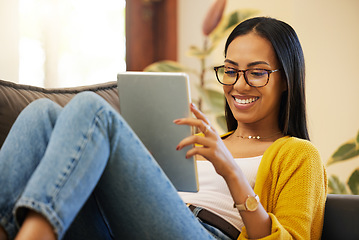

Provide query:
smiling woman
left=0, top=16, right=327, bottom=240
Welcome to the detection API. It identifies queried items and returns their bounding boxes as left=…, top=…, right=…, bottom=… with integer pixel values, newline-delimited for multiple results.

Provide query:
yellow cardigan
left=237, top=136, right=328, bottom=240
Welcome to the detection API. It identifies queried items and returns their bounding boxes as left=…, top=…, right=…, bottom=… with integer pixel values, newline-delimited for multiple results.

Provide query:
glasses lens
left=246, top=69, right=269, bottom=87
left=217, top=67, right=237, bottom=85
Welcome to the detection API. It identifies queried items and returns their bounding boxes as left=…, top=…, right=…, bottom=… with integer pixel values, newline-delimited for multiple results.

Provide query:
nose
left=233, top=73, right=251, bottom=90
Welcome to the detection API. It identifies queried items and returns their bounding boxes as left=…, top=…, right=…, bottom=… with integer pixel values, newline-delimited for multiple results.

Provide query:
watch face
left=246, top=196, right=259, bottom=211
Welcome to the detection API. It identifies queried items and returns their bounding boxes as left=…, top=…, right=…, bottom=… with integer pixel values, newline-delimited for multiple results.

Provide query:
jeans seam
left=49, top=107, right=105, bottom=204
left=40, top=106, right=106, bottom=239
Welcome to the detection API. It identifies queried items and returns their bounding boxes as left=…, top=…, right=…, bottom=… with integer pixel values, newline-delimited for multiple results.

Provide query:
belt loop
left=192, top=206, right=203, bottom=217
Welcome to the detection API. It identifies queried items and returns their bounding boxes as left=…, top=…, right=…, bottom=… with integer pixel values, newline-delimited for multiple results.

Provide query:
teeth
left=235, top=97, right=258, bottom=104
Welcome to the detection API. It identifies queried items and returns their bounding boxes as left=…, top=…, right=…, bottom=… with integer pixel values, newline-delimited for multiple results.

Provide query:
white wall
left=0, top=0, right=19, bottom=82
left=179, top=0, right=359, bottom=182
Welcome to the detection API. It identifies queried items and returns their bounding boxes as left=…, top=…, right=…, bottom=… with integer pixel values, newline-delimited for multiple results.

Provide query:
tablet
left=117, top=71, right=198, bottom=192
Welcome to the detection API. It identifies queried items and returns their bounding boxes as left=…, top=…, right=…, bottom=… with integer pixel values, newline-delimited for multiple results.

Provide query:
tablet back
left=117, top=71, right=198, bottom=192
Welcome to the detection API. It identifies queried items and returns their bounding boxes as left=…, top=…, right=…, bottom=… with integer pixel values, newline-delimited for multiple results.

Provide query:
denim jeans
left=0, top=92, right=232, bottom=240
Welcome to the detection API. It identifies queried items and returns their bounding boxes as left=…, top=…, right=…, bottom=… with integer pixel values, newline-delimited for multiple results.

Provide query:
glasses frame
left=213, top=65, right=281, bottom=87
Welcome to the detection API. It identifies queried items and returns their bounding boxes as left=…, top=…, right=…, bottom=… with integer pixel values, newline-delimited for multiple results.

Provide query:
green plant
left=327, top=130, right=359, bottom=195
left=144, top=1, right=258, bottom=130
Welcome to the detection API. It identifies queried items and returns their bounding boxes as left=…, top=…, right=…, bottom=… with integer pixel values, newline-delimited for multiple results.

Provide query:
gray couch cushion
left=0, top=79, right=120, bottom=148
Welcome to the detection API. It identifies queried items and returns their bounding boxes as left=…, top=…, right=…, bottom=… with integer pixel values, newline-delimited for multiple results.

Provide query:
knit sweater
left=238, top=136, right=328, bottom=240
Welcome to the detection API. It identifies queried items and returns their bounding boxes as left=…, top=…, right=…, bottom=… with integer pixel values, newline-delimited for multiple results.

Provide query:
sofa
left=322, top=194, right=359, bottom=240
left=0, top=79, right=120, bottom=149
left=0, top=79, right=358, bottom=239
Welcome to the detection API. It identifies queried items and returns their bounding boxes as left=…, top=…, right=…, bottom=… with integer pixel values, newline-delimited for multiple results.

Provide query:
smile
left=233, top=96, right=259, bottom=104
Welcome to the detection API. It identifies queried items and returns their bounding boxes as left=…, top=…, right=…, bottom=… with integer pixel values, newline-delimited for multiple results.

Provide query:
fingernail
left=173, top=119, right=180, bottom=124
left=176, top=145, right=181, bottom=151
left=190, top=103, right=196, bottom=109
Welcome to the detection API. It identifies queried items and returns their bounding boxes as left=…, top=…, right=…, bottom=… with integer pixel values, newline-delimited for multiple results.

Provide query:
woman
left=0, top=17, right=327, bottom=240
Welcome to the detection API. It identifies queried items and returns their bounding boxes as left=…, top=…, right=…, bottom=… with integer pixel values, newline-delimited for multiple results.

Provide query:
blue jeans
left=0, top=92, right=232, bottom=240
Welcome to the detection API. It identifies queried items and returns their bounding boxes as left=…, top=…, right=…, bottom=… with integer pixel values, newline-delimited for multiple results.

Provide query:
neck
left=232, top=126, right=283, bottom=141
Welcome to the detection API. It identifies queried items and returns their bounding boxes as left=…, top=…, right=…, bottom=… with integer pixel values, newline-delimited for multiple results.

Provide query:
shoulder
left=269, top=136, right=319, bottom=156
left=264, top=136, right=322, bottom=169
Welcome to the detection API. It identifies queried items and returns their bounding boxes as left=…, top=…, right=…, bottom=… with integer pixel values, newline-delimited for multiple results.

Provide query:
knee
left=23, top=98, right=61, bottom=118
left=67, top=92, right=109, bottom=114
left=15, top=98, right=61, bottom=128
left=72, top=91, right=104, bottom=104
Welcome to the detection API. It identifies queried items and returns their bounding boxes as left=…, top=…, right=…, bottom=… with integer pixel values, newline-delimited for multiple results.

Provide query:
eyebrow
left=224, top=59, right=238, bottom=66
left=224, top=59, right=270, bottom=68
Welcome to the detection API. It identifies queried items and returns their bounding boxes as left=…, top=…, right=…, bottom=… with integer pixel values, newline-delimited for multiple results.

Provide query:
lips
left=230, top=95, right=259, bottom=110
left=233, top=96, right=259, bottom=104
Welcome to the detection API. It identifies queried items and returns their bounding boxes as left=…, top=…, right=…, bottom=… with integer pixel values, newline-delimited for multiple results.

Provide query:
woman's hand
left=177, top=105, right=272, bottom=239
left=174, top=103, right=237, bottom=178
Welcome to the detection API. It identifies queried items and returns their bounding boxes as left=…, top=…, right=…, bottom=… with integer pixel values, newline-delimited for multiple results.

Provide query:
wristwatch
left=233, top=195, right=260, bottom=212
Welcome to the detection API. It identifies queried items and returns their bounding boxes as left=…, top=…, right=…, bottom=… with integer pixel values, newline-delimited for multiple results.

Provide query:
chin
left=232, top=113, right=257, bottom=125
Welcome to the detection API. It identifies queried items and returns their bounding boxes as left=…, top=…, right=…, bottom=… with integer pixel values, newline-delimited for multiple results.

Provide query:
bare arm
left=175, top=103, right=271, bottom=239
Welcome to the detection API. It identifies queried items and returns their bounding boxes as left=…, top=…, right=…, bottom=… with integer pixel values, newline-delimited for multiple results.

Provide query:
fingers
left=190, top=103, right=217, bottom=135
left=203, top=124, right=211, bottom=135
left=176, top=134, right=213, bottom=151
left=184, top=146, right=208, bottom=159
left=173, top=103, right=219, bottom=160
left=176, top=135, right=214, bottom=159
left=174, top=103, right=215, bottom=135
left=190, top=103, right=210, bottom=125
left=174, top=118, right=213, bottom=136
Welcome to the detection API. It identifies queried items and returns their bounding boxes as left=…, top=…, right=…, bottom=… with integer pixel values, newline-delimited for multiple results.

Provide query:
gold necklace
left=235, top=131, right=282, bottom=140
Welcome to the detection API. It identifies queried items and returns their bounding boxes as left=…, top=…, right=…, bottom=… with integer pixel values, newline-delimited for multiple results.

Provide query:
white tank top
left=178, top=156, right=262, bottom=231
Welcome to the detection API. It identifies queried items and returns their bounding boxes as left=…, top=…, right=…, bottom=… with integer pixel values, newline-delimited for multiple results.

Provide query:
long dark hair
left=224, top=17, right=309, bottom=140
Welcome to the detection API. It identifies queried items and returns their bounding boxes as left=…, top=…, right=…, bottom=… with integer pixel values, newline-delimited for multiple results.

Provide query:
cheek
left=262, top=88, right=284, bottom=112
left=223, top=85, right=232, bottom=97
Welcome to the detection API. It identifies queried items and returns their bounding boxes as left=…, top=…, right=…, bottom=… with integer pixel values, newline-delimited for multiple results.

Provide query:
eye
left=224, top=68, right=237, bottom=77
left=248, top=69, right=267, bottom=78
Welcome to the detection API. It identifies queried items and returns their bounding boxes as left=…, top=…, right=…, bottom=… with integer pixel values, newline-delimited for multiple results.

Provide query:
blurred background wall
left=0, top=0, right=19, bottom=82
left=179, top=0, right=359, bottom=182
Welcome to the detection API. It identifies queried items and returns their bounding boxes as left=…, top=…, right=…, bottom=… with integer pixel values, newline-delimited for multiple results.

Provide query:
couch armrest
left=322, top=194, right=359, bottom=240
left=0, top=79, right=120, bottom=148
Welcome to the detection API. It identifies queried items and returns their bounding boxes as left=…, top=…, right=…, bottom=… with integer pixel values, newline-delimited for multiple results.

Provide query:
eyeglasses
left=213, top=65, right=281, bottom=87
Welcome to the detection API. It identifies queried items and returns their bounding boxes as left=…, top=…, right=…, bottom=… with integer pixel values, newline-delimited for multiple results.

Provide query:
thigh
left=89, top=109, right=214, bottom=239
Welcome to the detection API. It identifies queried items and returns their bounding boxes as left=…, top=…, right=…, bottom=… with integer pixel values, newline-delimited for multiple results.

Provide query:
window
left=17, top=0, right=177, bottom=87
left=19, top=0, right=126, bottom=87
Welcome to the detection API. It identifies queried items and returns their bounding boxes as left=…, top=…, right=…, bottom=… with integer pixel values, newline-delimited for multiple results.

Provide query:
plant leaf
left=328, top=175, right=349, bottom=194
left=202, top=0, right=226, bottom=36
left=186, top=45, right=216, bottom=59
left=188, top=9, right=260, bottom=60
left=216, top=114, right=227, bottom=132
left=197, top=87, right=225, bottom=114
left=348, top=169, right=359, bottom=195
left=327, top=139, right=359, bottom=165
left=209, top=9, right=260, bottom=48
left=144, top=60, right=192, bottom=73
